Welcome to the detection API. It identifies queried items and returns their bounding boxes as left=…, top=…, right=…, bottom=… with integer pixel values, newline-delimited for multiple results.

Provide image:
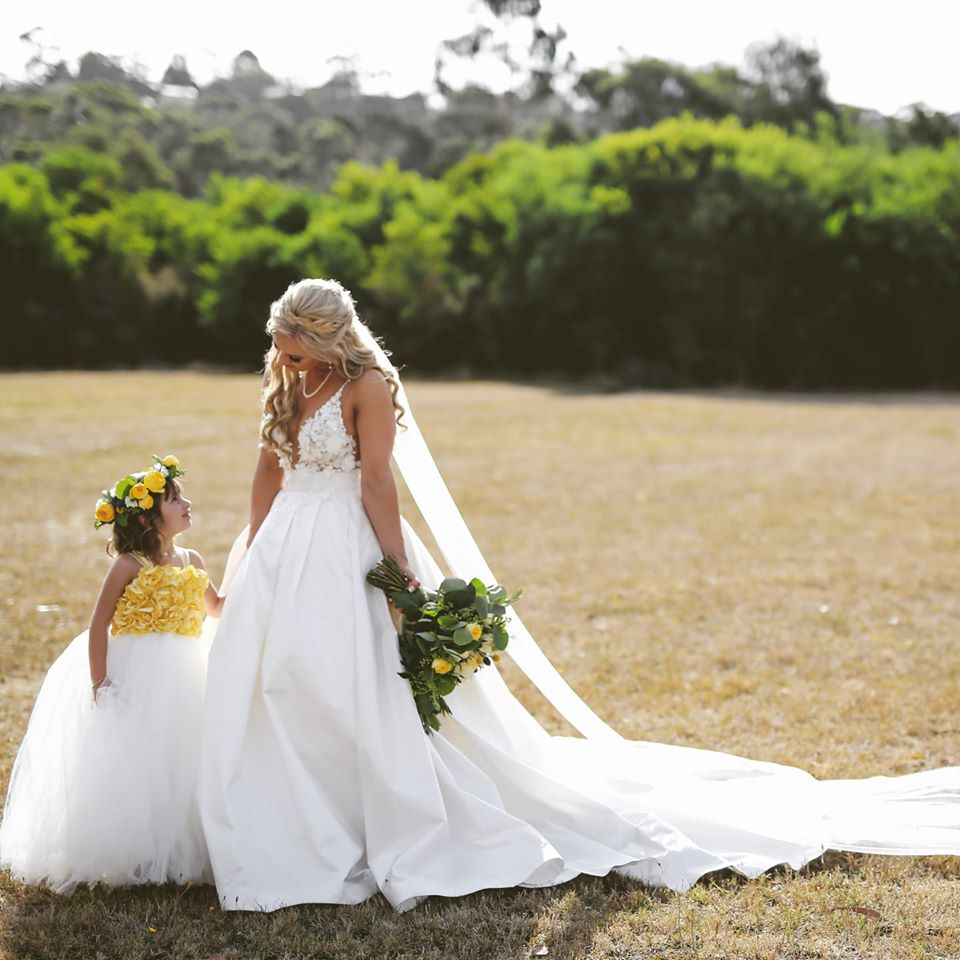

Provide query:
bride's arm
left=356, top=371, right=419, bottom=587
left=247, top=447, right=284, bottom=547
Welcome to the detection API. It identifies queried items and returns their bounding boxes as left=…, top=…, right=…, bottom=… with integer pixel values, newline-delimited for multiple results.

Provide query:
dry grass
left=0, top=372, right=958, bottom=960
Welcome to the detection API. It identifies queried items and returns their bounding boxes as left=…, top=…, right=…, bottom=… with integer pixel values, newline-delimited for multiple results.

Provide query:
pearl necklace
left=301, top=366, right=334, bottom=399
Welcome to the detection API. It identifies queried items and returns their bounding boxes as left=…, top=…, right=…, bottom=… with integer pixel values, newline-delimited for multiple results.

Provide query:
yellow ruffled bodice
left=111, top=562, right=208, bottom=638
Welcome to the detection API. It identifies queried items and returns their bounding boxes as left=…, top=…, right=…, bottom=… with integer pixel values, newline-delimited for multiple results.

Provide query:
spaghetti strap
left=127, top=551, right=149, bottom=568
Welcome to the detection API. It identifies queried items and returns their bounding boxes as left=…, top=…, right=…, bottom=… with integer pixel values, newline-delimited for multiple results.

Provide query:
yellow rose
left=143, top=470, right=166, bottom=493
left=139, top=493, right=154, bottom=510
left=431, top=658, right=453, bottom=675
left=95, top=500, right=115, bottom=523
left=460, top=653, right=482, bottom=671
left=468, top=623, right=483, bottom=641
left=129, top=482, right=148, bottom=500
left=160, top=455, right=179, bottom=468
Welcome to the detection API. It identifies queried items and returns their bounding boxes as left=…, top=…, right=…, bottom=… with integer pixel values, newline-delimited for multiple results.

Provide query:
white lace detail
left=277, top=383, right=359, bottom=479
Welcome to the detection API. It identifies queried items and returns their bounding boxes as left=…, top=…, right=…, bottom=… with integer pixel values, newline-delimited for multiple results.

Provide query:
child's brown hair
left=107, top=479, right=182, bottom=564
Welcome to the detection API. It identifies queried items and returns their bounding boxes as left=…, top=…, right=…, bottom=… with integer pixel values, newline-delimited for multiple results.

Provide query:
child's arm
left=247, top=446, right=284, bottom=547
left=187, top=549, right=226, bottom=617
left=88, top=555, right=141, bottom=700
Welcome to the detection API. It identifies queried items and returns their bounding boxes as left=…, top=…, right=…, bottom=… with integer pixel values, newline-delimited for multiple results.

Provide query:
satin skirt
left=198, top=471, right=960, bottom=912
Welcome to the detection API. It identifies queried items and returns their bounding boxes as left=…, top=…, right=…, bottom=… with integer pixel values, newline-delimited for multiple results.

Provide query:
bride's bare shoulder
left=350, top=368, right=391, bottom=403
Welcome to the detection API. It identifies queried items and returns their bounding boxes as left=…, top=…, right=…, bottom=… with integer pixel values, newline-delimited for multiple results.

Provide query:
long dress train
left=198, top=381, right=960, bottom=913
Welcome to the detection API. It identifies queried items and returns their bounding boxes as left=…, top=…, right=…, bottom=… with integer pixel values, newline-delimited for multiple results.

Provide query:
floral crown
left=93, top=455, right=184, bottom=529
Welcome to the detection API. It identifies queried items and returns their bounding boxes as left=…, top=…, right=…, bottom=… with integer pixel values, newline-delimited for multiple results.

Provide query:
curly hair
left=106, top=479, right=182, bottom=564
left=259, top=278, right=405, bottom=460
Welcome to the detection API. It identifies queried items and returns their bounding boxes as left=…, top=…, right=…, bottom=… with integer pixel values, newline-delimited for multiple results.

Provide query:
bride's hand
left=385, top=560, right=420, bottom=614
left=399, top=562, right=420, bottom=591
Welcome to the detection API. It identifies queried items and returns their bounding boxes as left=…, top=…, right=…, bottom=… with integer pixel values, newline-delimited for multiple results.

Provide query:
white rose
left=155, top=463, right=170, bottom=477
left=125, top=496, right=139, bottom=508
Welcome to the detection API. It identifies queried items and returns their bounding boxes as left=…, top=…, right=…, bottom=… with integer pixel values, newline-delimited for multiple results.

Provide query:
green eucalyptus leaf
left=392, top=591, right=422, bottom=616
left=440, top=578, right=467, bottom=593
left=446, top=584, right=477, bottom=609
left=452, top=627, right=475, bottom=646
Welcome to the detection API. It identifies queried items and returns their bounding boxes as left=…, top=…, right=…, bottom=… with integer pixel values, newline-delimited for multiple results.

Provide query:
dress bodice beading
left=111, top=562, right=208, bottom=637
left=274, top=383, right=361, bottom=498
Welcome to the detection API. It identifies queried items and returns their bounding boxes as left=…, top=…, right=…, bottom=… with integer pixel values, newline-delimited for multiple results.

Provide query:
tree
left=161, top=55, right=198, bottom=90
left=40, top=145, right=121, bottom=208
left=743, top=37, right=837, bottom=129
left=18, top=27, right=70, bottom=86
left=435, top=0, right=576, bottom=114
left=888, top=103, right=960, bottom=150
left=0, top=165, right=86, bottom=365
left=76, top=52, right=154, bottom=96
left=116, top=130, right=175, bottom=191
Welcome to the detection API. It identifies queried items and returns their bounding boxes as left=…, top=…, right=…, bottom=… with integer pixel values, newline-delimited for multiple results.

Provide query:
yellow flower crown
left=94, top=454, right=184, bottom=529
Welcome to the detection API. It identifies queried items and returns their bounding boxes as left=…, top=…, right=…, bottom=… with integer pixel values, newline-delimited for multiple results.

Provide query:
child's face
left=157, top=485, right=192, bottom=539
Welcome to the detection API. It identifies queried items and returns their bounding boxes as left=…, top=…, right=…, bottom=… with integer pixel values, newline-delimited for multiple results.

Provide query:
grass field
left=1, top=372, right=958, bottom=960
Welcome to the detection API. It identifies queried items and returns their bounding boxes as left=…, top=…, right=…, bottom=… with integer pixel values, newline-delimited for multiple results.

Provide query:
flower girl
left=0, top=455, right=224, bottom=892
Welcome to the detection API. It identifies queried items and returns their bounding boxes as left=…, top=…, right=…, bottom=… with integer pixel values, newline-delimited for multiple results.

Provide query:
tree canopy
left=2, top=115, right=957, bottom=387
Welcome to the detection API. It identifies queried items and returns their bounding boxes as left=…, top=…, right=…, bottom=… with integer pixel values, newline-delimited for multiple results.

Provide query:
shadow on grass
left=10, top=851, right=952, bottom=960
left=0, top=872, right=641, bottom=960
left=6, top=852, right=959, bottom=960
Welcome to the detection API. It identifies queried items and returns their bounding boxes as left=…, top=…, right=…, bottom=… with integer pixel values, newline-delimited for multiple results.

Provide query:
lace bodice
left=276, top=383, right=359, bottom=483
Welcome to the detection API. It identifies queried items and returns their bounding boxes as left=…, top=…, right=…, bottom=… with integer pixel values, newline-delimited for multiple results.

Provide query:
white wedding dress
left=199, top=366, right=960, bottom=914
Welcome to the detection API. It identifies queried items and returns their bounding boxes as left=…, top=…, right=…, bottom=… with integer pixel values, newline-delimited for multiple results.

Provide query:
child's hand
left=92, top=677, right=112, bottom=705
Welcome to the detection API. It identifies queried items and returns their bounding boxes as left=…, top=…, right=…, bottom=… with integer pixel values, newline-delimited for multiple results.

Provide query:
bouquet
left=366, top=557, right=522, bottom=734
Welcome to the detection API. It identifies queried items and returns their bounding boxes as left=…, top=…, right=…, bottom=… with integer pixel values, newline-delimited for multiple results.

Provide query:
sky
left=3, top=0, right=958, bottom=116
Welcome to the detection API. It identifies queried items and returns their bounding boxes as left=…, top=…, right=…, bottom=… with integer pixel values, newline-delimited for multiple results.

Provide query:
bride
left=198, top=278, right=960, bottom=913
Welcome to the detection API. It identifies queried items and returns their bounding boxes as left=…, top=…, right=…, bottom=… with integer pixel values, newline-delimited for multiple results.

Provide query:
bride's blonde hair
left=259, top=278, right=405, bottom=459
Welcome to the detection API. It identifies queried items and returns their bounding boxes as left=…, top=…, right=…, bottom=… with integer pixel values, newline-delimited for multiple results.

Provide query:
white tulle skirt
left=0, top=625, right=212, bottom=892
